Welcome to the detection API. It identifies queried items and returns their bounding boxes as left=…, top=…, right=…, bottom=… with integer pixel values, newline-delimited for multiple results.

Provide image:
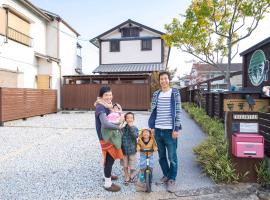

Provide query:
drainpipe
left=57, top=20, right=62, bottom=110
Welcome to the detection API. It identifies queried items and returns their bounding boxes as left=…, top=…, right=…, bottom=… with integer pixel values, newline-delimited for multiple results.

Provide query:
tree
left=163, top=0, right=270, bottom=89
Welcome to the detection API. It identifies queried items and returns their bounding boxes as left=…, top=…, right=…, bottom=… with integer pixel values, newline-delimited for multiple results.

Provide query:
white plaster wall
left=0, top=0, right=48, bottom=88
left=3, top=0, right=47, bottom=54
left=59, top=22, right=77, bottom=76
left=46, top=20, right=58, bottom=58
left=37, top=58, right=52, bottom=75
left=0, top=35, right=37, bottom=88
left=101, top=39, right=162, bottom=64
left=50, top=61, right=60, bottom=109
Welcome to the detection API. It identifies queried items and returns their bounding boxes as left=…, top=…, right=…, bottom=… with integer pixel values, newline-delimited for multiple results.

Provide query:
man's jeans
left=154, top=128, right=178, bottom=180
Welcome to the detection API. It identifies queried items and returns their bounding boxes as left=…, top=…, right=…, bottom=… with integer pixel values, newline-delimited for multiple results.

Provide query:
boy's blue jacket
left=148, top=88, right=182, bottom=131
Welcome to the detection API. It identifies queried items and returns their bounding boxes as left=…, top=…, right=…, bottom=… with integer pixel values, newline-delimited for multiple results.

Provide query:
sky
left=30, top=0, right=270, bottom=78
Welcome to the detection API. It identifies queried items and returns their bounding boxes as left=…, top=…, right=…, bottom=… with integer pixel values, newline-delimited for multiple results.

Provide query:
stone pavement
left=0, top=110, right=268, bottom=199
left=90, top=184, right=269, bottom=200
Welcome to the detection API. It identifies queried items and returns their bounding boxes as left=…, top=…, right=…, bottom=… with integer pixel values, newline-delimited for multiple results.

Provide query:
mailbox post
left=224, top=91, right=269, bottom=182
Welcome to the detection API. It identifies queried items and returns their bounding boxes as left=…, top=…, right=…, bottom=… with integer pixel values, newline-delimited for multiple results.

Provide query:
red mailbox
left=232, top=133, right=264, bottom=158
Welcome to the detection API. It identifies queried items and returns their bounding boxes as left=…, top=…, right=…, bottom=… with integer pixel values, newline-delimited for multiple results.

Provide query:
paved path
left=0, top=110, right=214, bottom=199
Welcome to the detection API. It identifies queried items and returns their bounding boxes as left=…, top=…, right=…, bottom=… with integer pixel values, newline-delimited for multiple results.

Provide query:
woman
left=94, top=86, right=123, bottom=192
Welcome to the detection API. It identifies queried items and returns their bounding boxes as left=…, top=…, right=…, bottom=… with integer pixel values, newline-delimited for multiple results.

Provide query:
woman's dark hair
left=159, top=71, right=171, bottom=81
left=124, top=112, right=134, bottom=121
left=99, top=86, right=111, bottom=97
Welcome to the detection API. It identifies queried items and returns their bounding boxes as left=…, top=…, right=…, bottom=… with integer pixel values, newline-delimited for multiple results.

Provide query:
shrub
left=183, top=102, right=240, bottom=183
left=256, top=159, right=270, bottom=188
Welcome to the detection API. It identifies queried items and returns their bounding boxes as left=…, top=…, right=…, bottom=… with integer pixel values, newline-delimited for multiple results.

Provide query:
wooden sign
left=224, top=99, right=269, bottom=112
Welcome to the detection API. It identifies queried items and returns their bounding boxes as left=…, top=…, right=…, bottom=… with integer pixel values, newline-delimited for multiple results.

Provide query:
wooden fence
left=180, top=88, right=226, bottom=120
left=259, top=112, right=270, bottom=157
left=62, top=83, right=151, bottom=110
left=0, top=88, right=57, bottom=125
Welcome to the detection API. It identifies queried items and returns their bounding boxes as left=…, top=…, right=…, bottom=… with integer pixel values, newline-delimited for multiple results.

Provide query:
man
left=148, top=71, right=181, bottom=193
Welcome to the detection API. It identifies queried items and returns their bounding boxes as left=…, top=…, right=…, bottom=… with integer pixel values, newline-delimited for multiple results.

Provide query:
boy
left=121, top=112, right=139, bottom=185
left=137, top=128, right=158, bottom=183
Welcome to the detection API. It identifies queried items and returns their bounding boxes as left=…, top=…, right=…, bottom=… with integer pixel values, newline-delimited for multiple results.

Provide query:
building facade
left=0, top=0, right=82, bottom=108
left=90, top=19, right=170, bottom=74
left=189, top=63, right=242, bottom=90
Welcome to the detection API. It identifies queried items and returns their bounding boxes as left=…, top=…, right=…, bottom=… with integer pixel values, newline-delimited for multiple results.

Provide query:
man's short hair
left=159, top=71, right=171, bottom=81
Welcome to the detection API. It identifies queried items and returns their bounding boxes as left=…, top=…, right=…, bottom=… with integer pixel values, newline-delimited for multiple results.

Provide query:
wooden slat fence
left=259, top=112, right=270, bottom=157
left=0, top=88, right=57, bottom=125
left=62, top=83, right=151, bottom=110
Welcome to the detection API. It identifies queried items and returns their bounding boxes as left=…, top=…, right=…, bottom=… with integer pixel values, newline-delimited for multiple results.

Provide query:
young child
left=107, top=103, right=124, bottom=124
left=137, top=128, right=158, bottom=183
left=101, top=102, right=125, bottom=149
left=121, top=112, right=139, bottom=185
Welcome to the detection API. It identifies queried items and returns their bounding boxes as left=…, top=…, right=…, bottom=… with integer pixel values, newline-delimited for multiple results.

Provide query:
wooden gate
left=62, top=74, right=151, bottom=111
left=62, top=83, right=150, bottom=110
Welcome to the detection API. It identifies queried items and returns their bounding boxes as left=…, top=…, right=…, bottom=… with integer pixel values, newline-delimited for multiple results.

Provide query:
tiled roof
left=92, top=63, right=164, bottom=73
left=192, top=63, right=242, bottom=72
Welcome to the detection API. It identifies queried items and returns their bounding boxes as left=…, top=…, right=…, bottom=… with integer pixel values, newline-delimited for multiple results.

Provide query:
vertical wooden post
left=207, top=81, right=211, bottom=92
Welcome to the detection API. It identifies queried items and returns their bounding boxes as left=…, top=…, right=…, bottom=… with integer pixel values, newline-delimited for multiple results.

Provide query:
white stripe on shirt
left=155, top=89, right=173, bottom=129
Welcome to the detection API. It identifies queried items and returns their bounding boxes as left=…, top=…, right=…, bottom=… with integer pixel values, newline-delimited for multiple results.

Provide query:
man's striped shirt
left=155, top=88, right=173, bottom=129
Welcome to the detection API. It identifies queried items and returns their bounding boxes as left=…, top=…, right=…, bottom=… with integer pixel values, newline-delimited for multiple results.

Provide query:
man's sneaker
left=167, top=180, right=176, bottom=193
left=104, top=183, right=121, bottom=192
left=155, top=176, right=169, bottom=185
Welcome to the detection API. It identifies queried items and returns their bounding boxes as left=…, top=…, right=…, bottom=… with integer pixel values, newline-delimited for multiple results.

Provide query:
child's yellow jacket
left=137, top=130, right=157, bottom=155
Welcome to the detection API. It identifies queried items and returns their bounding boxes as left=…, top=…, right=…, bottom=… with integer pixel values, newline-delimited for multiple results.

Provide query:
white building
left=189, top=63, right=242, bottom=90
left=0, top=0, right=82, bottom=108
left=90, top=19, right=170, bottom=74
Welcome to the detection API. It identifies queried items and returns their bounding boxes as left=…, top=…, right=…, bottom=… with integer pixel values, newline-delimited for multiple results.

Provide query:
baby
left=101, top=103, right=125, bottom=149
left=107, top=103, right=125, bottom=125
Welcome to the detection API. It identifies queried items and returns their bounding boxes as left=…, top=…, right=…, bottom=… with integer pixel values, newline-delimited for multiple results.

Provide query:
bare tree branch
left=232, top=6, right=268, bottom=45
left=231, top=43, right=240, bottom=60
left=213, top=0, right=228, bottom=38
left=233, top=15, right=246, bottom=32
left=229, top=0, right=239, bottom=35
left=181, top=44, right=218, bottom=68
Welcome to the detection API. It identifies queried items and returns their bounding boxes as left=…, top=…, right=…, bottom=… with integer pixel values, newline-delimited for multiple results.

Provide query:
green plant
left=183, top=102, right=240, bottom=183
left=256, top=159, right=270, bottom=188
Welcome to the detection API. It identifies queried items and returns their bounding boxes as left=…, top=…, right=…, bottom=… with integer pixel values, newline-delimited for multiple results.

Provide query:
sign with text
left=240, top=123, right=258, bottom=133
left=233, top=114, right=258, bottom=120
left=224, top=99, right=269, bottom=112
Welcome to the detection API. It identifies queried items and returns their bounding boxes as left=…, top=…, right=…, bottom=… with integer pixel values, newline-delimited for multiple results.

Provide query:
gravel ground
left=0, top=110, right=214, bottom=199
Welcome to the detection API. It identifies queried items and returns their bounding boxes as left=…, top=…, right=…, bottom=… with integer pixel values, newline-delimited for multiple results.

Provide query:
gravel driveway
left=0, top=110, right=214, bottom=199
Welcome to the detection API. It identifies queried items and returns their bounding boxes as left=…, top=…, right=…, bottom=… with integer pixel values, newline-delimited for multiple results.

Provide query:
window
left=110, top=40, right=120, bottom=52
left=141, top=39, right=152, bottom=50
left=9, top=11, right=32, bottom=46
left=121, top=27, right=139, bottom=37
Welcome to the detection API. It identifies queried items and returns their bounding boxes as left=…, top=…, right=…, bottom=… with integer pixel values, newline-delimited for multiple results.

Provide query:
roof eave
left=17, top=0, right=51, bottom=21
left=240, top=36, right=270, bottom=56
left=42, top=9, right=80, bottom=36
left=90, top=19, right=165, bottom=45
